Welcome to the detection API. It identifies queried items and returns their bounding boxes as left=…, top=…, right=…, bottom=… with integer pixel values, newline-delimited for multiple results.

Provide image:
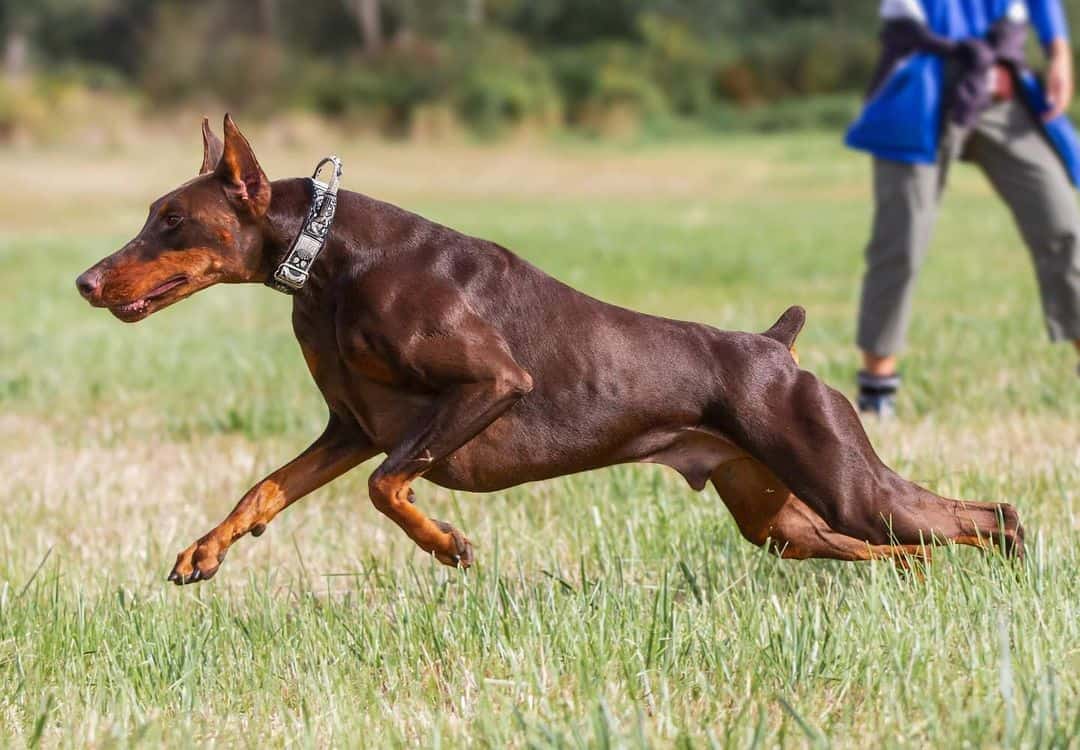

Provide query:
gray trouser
left=857, top=99, right=1080, bottom=356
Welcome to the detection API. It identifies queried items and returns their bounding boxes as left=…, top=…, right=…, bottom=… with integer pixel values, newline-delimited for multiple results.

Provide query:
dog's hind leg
left=168, top=415, right=376, bottom=584
left=711, top=458, right=929, bottom=562
left=711, top=335, right=1024, bottom=557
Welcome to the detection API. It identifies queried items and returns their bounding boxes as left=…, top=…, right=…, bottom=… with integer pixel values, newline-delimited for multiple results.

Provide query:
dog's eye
left=163, top=214, right=184, bottom=229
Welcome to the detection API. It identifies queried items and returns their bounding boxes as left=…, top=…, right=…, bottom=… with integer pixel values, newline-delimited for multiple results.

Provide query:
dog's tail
left=762, top=305, right=805, bottom=364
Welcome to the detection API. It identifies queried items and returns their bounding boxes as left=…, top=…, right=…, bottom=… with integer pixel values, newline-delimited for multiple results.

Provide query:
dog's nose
left=76, top=268, right=102, bottom=300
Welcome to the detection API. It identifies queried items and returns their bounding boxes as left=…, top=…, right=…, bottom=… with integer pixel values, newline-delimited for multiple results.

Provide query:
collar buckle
left=270, top=155, right=342, bottom=294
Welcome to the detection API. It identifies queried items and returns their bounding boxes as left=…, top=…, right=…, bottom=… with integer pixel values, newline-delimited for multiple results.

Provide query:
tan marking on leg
left=170, top=426, right=375, bottom=584
left=711, top=458, right=930, bottom=563
left=368, top=473, right=473, bottom=567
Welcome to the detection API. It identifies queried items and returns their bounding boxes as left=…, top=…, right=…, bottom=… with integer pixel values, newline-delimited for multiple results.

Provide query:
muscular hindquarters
left=706, top=332, right=1017, bottom=548
left=710, top=457, right=931, bottom=561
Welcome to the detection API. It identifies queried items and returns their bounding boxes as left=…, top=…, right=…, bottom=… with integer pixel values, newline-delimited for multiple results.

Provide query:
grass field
left=1, top=130, right=1078, bottom=748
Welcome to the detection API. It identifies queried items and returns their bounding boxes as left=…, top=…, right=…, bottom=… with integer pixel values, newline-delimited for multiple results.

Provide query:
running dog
left=75, top=116, right=1023, bottom=583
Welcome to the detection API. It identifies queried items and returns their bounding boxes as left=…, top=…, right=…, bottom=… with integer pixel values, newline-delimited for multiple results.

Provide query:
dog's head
left=76, top=115, right=271, bottom=322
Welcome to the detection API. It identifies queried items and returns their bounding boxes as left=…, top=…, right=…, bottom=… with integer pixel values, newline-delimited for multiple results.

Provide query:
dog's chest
left=295, top=322, right=427, bottom=447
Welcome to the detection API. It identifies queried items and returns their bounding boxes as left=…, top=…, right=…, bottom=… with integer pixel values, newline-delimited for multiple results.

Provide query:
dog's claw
left=1006, top=536, right=1024, bottom=560
left=169, top=537, right=224, bottom=585
left=434, top=520, right=474, bottom=568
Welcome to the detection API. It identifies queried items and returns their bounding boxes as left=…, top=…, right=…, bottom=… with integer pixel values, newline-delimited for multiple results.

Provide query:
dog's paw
left=168, top=536, right=226, bottom=585
left=433, top=520, right=474, bottom=569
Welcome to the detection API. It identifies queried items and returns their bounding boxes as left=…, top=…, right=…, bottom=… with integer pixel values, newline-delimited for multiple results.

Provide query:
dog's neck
left=260, top=178, right=348, bottom=298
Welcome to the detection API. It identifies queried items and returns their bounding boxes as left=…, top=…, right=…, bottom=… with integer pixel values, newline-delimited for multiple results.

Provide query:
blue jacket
left=846, top=0, right=1080, bottom=185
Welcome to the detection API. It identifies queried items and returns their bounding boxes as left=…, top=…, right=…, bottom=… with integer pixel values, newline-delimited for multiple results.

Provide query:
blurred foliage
left=1, top=0, right=1079, bottom=140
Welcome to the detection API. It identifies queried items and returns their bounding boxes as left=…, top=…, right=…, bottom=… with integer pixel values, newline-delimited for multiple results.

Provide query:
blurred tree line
left=0, top=0, right=1076, bottom=139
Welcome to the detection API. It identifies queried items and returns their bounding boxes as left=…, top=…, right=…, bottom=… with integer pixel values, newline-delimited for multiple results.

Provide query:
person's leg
left=856, top=148, right=950, bottom=413
left=967, top=101, right=1080, bottom=367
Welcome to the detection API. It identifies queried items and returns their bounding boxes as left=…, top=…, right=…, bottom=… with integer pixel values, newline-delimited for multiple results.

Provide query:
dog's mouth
left=109, top=275, right=190, bottom=322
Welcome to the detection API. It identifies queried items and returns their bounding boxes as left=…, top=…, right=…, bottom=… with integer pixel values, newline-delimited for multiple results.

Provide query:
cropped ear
left=199, top=117, right=224, bottom=175
left=214, top=113, right=271, bottom=217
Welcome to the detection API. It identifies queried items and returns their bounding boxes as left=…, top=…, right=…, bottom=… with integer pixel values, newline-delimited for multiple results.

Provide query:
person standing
left=846, top=0, right=1080, bottom=415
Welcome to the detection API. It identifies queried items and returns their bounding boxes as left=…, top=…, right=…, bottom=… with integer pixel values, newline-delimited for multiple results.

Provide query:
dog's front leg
left=354, top=310, right=532, bottom=567
left=168, top=416, right=375, bottom=585
left=367, top=370, right=530, bottom=568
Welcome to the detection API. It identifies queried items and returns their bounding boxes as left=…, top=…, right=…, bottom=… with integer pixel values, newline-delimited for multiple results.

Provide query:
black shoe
left=857, top=371, right=900, bottom=418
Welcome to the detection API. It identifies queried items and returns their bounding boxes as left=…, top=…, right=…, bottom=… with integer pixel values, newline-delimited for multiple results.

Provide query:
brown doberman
left=76, top=116, right=1023, bottom=584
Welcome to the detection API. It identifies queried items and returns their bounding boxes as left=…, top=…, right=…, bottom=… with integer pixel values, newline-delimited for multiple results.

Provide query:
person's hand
left=1044, top=39, right=1074, bottom=121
